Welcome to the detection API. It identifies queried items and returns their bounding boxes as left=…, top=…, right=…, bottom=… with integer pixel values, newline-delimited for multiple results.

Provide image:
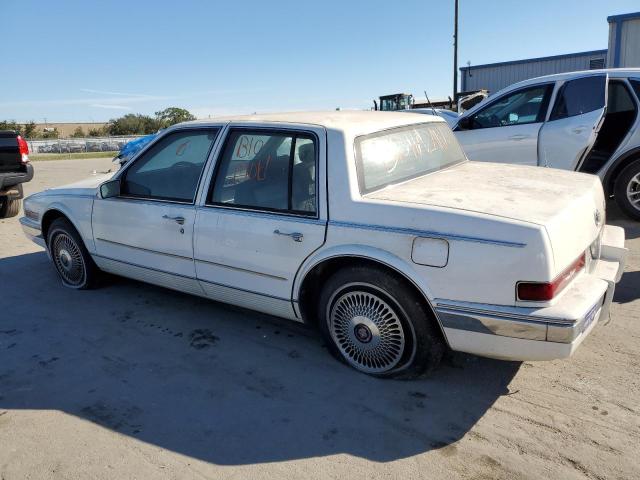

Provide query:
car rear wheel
left=614, top=159, right=640, bottom=221
left=0, top=197, right=21, bottom=218
left=47, top=218, right=99, bottom=289
left=317, top=265, right=445, bottom=378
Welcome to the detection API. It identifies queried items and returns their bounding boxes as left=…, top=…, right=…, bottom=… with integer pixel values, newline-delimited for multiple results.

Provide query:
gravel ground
left=0, top=158, right=639, bottom=480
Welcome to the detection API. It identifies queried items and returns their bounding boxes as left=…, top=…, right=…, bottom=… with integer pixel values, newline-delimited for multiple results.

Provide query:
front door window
left=470, top=85, right=553, bottom=129
left=122, top=129, right=219, bottom=202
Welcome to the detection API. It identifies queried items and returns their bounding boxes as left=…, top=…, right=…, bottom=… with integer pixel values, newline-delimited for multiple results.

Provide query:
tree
left=106, top=114, right=159, bottom=136
left=88, top=127, right=104, bottom=137
left=155, top=107, right=196, bottom=128
left=23, top=121, right=37, bottom=138
left=71, top=126, right=85, bottom=138
left=0, top=120, right=20, bottom=133
left=41, top=128, right=59, bottom=139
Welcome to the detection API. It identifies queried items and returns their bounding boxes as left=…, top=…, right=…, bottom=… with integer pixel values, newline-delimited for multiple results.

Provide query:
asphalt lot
left=1, top=158, right=639, bottom=480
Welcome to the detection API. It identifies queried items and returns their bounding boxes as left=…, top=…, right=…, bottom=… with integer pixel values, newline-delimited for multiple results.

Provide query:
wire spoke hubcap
left=52, top=233, right=85, bottom=286
left=627, top=173, right=640, bottom=209
left=329, top=290, right=405, bottom=374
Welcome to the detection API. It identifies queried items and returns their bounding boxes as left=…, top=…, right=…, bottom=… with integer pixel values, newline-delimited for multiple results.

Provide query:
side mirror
left=508, top=113, right=519, bottom=124
left=99, top=179, right=121, bottom=199
left=457, top=116, right=473, bottom=130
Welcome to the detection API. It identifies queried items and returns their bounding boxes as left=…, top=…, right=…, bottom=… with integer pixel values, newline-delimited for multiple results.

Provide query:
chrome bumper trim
left=19, top=216, right=45, bottom=247
left=436, top=304, right=547, bottom=341
left=436, top=295, right=605, bottom=344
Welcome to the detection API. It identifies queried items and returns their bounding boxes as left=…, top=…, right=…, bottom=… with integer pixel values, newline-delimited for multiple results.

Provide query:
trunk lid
left=366, top=161, right=605, bottom=271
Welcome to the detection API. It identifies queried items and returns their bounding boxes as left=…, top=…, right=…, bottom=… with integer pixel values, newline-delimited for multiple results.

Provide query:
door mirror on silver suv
left=99, top=179, right=121, bottom=199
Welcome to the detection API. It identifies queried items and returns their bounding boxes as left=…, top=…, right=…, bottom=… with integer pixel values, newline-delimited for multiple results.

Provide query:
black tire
left=47, top=217, right=99, bottom=289
left=614, top=159, right=640, bottom=221
left=0, top=197, right=20, bottom=218
left=317, top=265, right=445, bottom=378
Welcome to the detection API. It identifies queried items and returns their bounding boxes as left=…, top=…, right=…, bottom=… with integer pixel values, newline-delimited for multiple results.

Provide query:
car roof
left=506, top=68, right=640, bottom=90
left=461, top=68, right=640, bottom=119
left=179, top=110, right=445, bottom=137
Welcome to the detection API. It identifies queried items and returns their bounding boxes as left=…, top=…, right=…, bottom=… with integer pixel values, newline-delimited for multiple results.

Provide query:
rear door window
left=550, top=76, right=606, bottom=120
left=209, top=130, right=317, bottom=215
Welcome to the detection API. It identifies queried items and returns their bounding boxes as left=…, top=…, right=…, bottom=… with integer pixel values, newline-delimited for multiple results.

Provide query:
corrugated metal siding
left=607, top=23, right=617, bottom=67
left=461, top=51, right=608, bottom=93
left=619, top=18, right=640, bottom=67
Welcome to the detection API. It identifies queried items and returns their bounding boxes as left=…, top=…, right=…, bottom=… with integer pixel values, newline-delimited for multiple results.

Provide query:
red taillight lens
left=517, top=253, right=586, bottom=301
left=17, top=135, right=29, bottom=163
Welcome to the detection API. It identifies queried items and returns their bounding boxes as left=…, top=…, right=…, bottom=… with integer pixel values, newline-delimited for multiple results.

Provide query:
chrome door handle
left=162, top=215, right=185, bottom=225
left=274, top=229, right=303, bottom=242
left=508, top=134, right=529, bottom=141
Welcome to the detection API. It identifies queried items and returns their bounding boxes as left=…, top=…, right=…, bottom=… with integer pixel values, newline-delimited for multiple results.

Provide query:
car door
left=194, top=126, right=327, bottom=320
left=454, top=83, right=554, bottom=165
left=92, top=128, right=220, bottom=293
left=538, top=75, right=608, bottom=171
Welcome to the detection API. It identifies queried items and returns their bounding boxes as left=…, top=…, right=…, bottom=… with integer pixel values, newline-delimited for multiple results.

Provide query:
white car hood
left=48, top=171, right=115, bottom=195
left=367, top=161, right=605, bottom=268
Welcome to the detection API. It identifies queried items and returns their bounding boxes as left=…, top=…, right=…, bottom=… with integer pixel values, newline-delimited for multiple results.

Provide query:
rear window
left=354, top=123, right=466, bottom=193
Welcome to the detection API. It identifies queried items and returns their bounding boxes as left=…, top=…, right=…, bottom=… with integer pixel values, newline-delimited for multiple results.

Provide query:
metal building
left=608, top=12, right=640, bottom=68
left=460, top=50, right=608, bottom=94
left=459, top=10, right=640, bottom=95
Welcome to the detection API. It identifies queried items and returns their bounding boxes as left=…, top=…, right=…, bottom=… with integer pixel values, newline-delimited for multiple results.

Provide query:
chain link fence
left=26, top=135, right=144, bottom=154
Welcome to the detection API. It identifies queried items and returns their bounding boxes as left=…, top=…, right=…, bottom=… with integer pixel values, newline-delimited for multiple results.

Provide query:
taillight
left=517, top=253, right=586, bottom=301
left=17, top=135, right=29, bottom=164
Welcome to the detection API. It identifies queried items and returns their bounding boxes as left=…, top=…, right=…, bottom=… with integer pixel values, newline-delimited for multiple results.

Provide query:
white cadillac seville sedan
left=20, top=111, right=627, bottom=378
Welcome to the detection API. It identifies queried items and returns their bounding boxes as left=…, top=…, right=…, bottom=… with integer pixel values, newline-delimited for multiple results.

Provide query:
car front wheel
left=47, top=217, right=99, bottom=289
left=614, top=159, right=640, bottom=221
left=317, top=265, right=445, bottom=378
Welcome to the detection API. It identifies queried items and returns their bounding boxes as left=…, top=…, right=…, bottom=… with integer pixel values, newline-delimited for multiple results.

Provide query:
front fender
left=42, top=196, right=96, bottom=253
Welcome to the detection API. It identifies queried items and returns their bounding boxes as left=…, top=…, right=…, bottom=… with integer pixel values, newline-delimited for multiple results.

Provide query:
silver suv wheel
left=626, top=172, right=640, bottom=212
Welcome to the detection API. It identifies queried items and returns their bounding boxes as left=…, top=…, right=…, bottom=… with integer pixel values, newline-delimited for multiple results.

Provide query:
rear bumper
left=19, top=216, right=46, bottom=248
left=437, top=224, right=627, bottom=361
left=0, top=164, right=34, bottom=194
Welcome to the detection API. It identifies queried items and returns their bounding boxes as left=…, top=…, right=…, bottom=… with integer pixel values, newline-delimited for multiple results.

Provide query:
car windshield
left=354, top=122, right=466, bottom=193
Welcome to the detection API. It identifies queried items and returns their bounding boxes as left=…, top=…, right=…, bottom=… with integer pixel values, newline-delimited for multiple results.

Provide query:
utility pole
left=453, top=0, right=459, bottom=103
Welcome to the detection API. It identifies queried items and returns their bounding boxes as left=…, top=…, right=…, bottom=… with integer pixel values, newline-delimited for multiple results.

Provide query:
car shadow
left=0, top=251, right=521, bottom=464
left=613, top=269, right=640, bottom=304
left=607, top=199, right=640, bottom=240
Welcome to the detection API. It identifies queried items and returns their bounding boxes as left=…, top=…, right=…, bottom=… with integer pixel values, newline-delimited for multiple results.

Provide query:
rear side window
left=550, top=76, right=606, bottom=120
left=122, top=129, right=218, bottom=202
left=608, top=81, right=636, bottom=114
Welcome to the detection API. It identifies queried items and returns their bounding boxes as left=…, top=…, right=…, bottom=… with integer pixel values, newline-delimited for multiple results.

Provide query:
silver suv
left=453, top=69, right=640, bottom=220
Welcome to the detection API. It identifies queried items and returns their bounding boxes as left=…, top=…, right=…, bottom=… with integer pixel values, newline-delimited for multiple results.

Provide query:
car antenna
left=424, top=90, right=437, bottom=116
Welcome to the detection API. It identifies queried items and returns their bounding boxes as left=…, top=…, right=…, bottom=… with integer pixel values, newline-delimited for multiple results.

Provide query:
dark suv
left=0, top=130, right=34, bottom=218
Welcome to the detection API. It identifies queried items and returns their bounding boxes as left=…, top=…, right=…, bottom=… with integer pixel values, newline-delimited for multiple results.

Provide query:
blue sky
left=1, top=0, right=638, bottom=122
